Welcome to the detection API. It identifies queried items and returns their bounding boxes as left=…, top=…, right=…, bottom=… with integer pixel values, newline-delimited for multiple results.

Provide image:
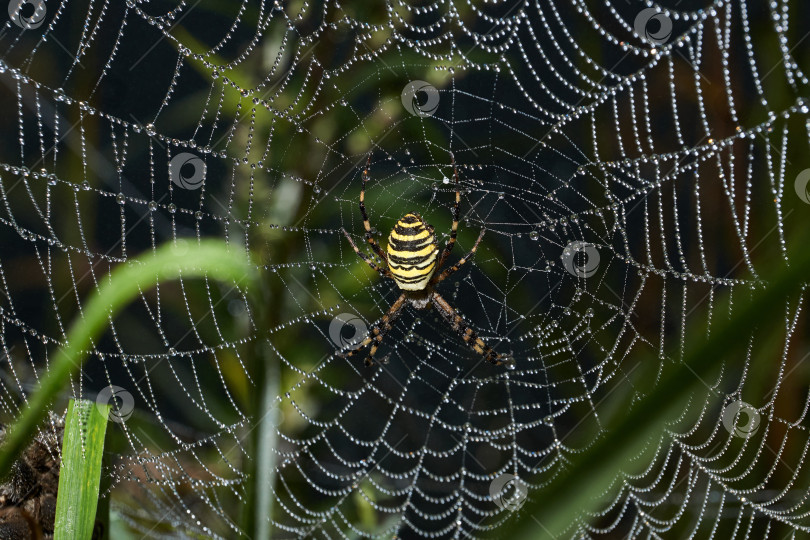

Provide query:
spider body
left=341, top=157, right=509, bottom=368
left=386, top=213, right=438, bottom=290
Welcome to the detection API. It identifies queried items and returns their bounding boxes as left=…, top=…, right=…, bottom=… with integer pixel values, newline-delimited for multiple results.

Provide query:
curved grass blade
left=0, top=239, right=257, bottom=477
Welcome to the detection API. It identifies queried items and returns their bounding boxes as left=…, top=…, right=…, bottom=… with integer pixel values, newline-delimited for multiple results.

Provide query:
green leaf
left=54, top=399, right=110, bottom=539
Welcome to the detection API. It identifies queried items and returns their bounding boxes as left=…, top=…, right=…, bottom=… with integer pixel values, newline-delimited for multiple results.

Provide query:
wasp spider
left=341, top=157, right=509, bottom=367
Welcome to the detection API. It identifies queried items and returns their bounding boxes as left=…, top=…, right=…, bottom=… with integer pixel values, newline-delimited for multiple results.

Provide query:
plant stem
left=240, top=277, right=279, bottom=539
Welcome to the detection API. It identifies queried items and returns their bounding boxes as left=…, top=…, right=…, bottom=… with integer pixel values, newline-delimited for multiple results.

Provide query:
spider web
left=1, top=0, right=809, bottom=537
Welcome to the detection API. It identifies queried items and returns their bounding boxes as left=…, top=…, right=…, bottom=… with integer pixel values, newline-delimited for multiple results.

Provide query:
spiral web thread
left=0, top=0, right=809, bottom=537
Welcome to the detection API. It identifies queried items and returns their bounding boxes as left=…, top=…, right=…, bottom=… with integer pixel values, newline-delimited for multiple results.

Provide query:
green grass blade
left=237, top=271, right=279, bottom=538
left=0, top=239, right=257, bottom=477
left=241, top=344, right=280, bottom=539
left=54, top=399, right=110, bottom=539
left=507, top=241, right=810, bottom=539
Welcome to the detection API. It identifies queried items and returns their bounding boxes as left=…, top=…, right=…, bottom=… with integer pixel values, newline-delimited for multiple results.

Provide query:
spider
left=340, top=156, right=509, bottom=368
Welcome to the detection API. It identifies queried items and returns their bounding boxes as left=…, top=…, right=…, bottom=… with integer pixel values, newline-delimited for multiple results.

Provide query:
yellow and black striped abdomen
left=387, top=213, right=439, bottom=290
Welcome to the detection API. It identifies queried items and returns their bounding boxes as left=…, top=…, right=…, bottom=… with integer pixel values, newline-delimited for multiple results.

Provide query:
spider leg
left=359, top=156, right=388, bottom=262
left=342, top=294, right=408, bottom=366
left=431, top=228, right=485, bottom=285
left=431, top=293, right=507, bottom=366
left=436, top=155, right=461, bottom=270
left=342, top=228, right=391, bottom=278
